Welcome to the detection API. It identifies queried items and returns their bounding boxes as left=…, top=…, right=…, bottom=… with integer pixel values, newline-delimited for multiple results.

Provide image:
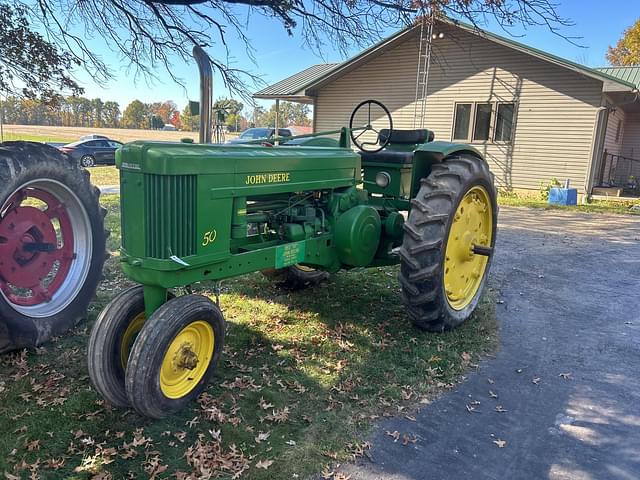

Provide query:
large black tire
left=87, top=286, right=174, bottom=407
left=0, top=142, right=107, bottom=353
left=399, top=154, right=497, bottom=332
left=262, top=265, right=329, bottom=289
left=125, top=294, right=225, bottom=419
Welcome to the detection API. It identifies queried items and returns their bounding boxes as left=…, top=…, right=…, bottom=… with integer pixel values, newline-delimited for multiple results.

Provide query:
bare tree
left=0, top=3, right=82, bottom=104
left=6, top=0, right=574, bottom=100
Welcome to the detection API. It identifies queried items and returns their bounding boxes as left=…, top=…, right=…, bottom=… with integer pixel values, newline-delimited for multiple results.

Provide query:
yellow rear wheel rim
left=444, top=185, right=493, bottom=310
left=120, top=312, right=146, bottom=370
left=160, top=320, right=214, bottom=399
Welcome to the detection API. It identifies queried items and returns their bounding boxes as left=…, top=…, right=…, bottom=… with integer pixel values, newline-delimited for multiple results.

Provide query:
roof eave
left=252, top=94, right=315, bottom=104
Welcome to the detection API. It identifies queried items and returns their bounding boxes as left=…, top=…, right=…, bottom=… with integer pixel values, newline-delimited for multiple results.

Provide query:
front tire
left=87, top=286, right=173, bottom=407
left=0, top=142, right=107, bottom=352
left=399, top=154, right=497, bottom=331
left=125, top=295, right=225, bottom=419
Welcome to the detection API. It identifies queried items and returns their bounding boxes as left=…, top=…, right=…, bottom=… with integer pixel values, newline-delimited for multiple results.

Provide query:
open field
left=0, top=194, right=496, bottom=479
left=1, top=124, right=239, bottom=144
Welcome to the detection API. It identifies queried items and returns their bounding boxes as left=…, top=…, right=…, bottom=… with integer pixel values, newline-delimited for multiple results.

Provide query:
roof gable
left=253, top=63, right=341, bottom=102
left=256, top=19, right=638, bottom=98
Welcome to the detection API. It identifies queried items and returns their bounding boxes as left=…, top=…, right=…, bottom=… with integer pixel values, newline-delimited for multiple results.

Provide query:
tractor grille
left=144, top=174, right=197, bottom=259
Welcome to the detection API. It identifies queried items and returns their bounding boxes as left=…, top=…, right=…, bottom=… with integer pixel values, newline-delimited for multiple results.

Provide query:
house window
left=615, top=119, right=622, bottom=143
left=452, top=102, right=516, bottom=143
left=453, top=103, right=472, bottom=141
left=473, top=104, right=492, bottom=141
left=494, top=103, right=515, bottom=142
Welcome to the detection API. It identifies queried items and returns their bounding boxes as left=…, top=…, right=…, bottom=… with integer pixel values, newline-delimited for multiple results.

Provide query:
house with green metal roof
left=255, top=19, right=640, bottom=197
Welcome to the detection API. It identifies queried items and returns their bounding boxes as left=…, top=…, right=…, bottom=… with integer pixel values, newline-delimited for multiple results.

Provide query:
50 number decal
left=202, top=229, right=217, bottom=246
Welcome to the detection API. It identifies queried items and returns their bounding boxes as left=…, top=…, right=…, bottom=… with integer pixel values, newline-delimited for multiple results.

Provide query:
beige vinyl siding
left=603, top=107, right=626, bottom=156
left=621, top=114, right=640, bottom=179
left=622, top=114, right=640, bottom=159
left=313, top=25, right=603, bottom=191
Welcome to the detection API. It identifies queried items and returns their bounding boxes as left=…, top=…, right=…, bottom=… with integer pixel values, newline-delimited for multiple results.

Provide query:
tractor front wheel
left=399, top=154, right=497, bottom=331
left=87, top=286, right=174, bottom=407
left=125, top=294, right=225, bottom=419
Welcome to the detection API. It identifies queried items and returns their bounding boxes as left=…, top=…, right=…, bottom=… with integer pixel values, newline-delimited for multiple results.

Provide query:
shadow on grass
left=0, top=196, right=497, bottom=479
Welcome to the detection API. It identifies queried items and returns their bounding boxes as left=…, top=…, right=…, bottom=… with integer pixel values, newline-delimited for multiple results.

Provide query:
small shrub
left=538, top=177, right=561, bottom=200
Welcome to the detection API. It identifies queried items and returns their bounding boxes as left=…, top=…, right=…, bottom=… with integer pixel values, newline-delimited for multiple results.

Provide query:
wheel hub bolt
left=177, top=345, right=199, bottom=370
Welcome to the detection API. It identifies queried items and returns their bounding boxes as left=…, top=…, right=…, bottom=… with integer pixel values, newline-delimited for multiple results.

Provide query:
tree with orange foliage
left=607, top=19, right=640, bottom=66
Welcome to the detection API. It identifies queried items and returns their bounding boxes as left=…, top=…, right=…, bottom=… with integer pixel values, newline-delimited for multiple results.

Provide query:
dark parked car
left=80, top=134, right=110, bottom=141
left=226, top=127, right=293, bottom=144
left=59, top=139, right=123, bottom=167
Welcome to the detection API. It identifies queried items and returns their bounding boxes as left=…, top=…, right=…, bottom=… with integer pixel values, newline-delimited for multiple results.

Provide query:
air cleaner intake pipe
left=193, top=45, right=213, bottom=144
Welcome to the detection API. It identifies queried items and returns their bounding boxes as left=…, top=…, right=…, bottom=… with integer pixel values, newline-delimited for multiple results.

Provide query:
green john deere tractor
left=88, top=48, right=497, bottom=419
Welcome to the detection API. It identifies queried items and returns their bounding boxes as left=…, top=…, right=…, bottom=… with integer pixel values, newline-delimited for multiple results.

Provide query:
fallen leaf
left=186, top=416, right=199, bottom=428
left=385, top=430, right=400, bottom=442
left=334, top=474, right=352, bottom=480
left=258, top=397, right=274, bottom=410
left=402, top=434, right=418, bottom=445
left=254, top=431, right=271, bottom=443
left=255, top=459, right=274, bottom=469
left=321, top=468, right=334, bottom=479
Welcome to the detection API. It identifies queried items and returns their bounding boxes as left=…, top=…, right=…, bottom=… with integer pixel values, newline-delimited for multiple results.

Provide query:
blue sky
left=74, top=0, right=637, bottom=112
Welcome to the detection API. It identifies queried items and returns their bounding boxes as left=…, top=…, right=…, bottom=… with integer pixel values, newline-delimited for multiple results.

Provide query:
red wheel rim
left=0, top=187, right=75, bottom=306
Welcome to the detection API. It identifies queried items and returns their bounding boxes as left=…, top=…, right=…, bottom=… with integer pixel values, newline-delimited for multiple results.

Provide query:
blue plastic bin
left=548, top=187, right=577, bottom=206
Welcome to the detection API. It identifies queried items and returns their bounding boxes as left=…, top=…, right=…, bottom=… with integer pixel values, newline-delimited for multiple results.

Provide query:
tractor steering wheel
left=349, top=99, right=393, bottom=153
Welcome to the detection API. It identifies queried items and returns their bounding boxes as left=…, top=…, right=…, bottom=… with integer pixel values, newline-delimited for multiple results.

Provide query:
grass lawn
left=87, top=166, right=119, bottom=187
left=0, top=194, right=497, bottom=479
left=498, top=194, right=640, bottom=215
left=1, top=132, right=75, bottom=143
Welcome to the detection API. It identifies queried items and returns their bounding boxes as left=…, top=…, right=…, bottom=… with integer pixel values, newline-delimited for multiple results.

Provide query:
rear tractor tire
left=0, top=142, right=107, bottom=353
left=263, top=264, right=329, bottom=290
left=399, top=154, right=497, bottom=332
left=125, top=294, right=225, bottom=419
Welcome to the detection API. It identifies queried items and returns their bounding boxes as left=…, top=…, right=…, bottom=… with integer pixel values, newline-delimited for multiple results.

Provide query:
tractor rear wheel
left=87, top=286, right=174, bottom=407
left=0, top=142, right=107, bottom=352
left=399, top=154, right=497, bottom=331
left=125, top=294, right=225, bottom=419
left=263, top=264, right=329, bottom=289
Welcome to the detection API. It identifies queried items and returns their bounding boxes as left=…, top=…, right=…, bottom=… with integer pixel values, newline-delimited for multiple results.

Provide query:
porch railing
left=596, top=150, right=640, bottom=191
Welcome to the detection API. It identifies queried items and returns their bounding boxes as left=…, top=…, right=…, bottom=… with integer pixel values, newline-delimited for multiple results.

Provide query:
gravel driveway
left=341, top=206, right=640, bottom=480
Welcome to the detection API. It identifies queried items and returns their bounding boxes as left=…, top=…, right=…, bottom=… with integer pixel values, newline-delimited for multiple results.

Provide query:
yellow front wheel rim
left=160, top=320, right=215, bottom=399
left=120, top=313, right=146, bottom=370
left=444, top=185, right=493, bottom=310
